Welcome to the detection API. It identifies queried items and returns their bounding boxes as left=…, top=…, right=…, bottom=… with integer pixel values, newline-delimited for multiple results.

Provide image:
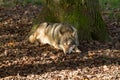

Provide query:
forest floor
left=0, top=5, right=120, bottom=80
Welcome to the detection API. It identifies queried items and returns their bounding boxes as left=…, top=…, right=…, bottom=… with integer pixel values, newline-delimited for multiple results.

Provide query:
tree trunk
left=36, top=0, right=110, bottom=42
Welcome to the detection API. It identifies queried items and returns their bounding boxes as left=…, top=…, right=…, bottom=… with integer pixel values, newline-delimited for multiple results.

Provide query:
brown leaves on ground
left=0, top=5, right=120, bottom=80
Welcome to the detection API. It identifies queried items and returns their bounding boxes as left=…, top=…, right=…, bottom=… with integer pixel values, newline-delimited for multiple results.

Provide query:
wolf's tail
left=28, top=32, right=38, bottom=43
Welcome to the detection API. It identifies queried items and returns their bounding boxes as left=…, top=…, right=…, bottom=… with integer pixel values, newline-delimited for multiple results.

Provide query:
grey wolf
left=29, top=22, right=81, bottom=54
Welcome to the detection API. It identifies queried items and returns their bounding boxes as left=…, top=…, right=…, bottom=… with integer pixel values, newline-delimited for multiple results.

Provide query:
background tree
left=34, top=0, right=110, bottom=42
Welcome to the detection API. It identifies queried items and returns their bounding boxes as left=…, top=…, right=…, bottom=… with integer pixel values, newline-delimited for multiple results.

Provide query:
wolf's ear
left=72, top=27, right=77, bottom=36
left=72, top=31, right=76, bottom=36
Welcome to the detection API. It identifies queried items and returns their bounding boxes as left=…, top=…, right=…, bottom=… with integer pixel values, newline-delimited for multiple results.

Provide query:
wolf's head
left=59, top=32, right=81, bottom=54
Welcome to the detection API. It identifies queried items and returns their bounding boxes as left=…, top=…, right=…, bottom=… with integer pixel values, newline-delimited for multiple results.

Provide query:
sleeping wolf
left=29, top=22, right=81, bottom=54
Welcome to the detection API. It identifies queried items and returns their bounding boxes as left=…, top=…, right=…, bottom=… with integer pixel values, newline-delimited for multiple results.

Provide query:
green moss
left=99, top=0, right=120, bottom=10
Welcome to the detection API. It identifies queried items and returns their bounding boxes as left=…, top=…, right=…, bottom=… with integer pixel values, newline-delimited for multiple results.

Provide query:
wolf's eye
left=67, top=41, right=71, bottom=45
left=63, top=42, right=67, bottom=45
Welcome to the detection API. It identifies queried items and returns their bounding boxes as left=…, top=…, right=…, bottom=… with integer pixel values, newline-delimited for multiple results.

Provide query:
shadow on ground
left=0, top=45, right=120, bottom=78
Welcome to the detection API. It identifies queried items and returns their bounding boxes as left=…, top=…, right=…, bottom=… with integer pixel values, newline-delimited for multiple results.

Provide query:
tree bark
left=36, top=0, right=110, bottom=42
